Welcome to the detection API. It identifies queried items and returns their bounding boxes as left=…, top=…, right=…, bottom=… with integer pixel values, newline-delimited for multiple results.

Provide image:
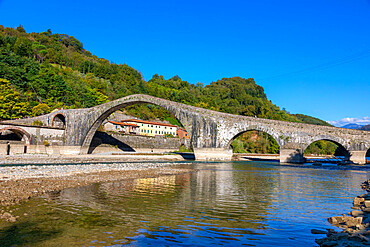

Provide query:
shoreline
left=315, top=182, right=370, bottom=246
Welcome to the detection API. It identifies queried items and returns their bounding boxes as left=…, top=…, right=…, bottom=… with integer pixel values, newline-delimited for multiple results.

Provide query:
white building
left=121, top=119, right=178, bottom=137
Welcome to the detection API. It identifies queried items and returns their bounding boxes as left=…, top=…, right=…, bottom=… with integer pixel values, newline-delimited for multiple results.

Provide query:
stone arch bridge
left=1, top=94, right=369, bottom=164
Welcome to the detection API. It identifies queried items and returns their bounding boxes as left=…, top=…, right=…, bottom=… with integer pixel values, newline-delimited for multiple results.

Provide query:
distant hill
left=341, top=123, right=363, bottom=129
left=360, top=125, right=370, bottom=131
left=292, top=114, right=332, bottom=127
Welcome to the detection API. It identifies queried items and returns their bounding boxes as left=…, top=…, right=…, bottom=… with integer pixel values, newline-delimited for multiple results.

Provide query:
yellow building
left=121, top=119, right=178, bottom=137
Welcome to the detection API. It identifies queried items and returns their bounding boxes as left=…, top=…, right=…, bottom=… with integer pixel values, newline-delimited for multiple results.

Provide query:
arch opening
left=229, top=130, right=280, bottom=161
left=52, top=114, right=66, bottom=128
left=85, top=102, right=193, bottom=158
left=366, top=149, right=370, bottom=164
left=0, top=128, right=30, bottom=154
left=303, top=139, right=350, bottom=163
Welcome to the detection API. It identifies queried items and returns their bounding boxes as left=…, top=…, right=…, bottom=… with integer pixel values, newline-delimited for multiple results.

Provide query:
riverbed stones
left=316, top=191, right=370, bottom=246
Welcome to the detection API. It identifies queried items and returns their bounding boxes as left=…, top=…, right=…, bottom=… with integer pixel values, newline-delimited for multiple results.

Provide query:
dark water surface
left=0, top=161, right=369, bottom=246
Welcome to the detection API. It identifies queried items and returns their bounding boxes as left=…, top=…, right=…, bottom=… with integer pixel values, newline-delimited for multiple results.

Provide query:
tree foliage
left=0, top=78, right=30, bottom=119
left=231, top=131, right=280, bottom=154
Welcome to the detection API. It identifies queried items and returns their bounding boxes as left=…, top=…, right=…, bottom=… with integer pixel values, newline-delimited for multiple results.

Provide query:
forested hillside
left=0, top=25, right=341, bottom=155
left=0, top=25, right=330, bottom=127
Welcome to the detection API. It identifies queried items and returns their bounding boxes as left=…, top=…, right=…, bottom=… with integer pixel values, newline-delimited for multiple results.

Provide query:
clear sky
left=0, top=0, right=369, bottom=126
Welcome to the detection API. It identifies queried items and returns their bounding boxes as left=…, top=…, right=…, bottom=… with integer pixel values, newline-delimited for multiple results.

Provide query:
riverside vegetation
left=0, top=25, right=342, bottom=155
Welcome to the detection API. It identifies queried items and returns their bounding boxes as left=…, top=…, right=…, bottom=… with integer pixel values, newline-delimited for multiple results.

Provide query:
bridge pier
left=280, top=148, right=305, bottom=164
left=349, top=150, right=367, bottom=165
left=193, top=148, right=233, bottom=161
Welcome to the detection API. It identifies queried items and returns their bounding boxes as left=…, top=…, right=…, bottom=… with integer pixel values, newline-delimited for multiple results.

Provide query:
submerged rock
left=311, top=229, right=327, bottom=234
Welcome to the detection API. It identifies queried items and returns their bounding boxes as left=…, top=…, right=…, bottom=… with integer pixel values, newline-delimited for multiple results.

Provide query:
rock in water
left=353, top=197, right=365, bottom=207
left=351, top=210, right=364, bottom=217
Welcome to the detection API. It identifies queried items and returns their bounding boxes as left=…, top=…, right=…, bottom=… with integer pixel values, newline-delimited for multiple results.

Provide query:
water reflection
left=0, top=162, right=369, bottom=246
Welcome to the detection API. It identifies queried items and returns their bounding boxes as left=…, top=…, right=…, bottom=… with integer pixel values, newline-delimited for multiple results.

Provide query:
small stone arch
left=52, top=113, right=66, bottom=128
left=80, top=96, right=193, bottom=154
left=303, top=136, right=350, bottom=160
left=0, top=127, right=31, bottom=145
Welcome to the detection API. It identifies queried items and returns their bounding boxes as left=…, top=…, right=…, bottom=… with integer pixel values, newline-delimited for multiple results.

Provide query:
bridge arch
left=52, top=113, right=66, bottom=128
left=0, top=127, right=31, bottom=145
left=80, top=95, right=193, bottom=154
left=227, top=126, right=282, bottom=149
left=303, top=136, right=350, bottom=160
left=226, top=127, right=281, bottom=158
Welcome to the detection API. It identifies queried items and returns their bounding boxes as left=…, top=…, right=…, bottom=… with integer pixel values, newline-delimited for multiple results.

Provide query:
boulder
left=363, top=208, right=370, bottom=213
left=353, top=197, right=365, bottom=207
left=328, top=216, right=363, bottom=228
left=351, top=210, right=364, bottom=217
left=345, top=217, right=363, bottom=227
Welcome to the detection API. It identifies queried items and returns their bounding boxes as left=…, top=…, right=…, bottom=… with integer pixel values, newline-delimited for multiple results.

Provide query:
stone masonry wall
left=89, top=131, right=191, bottom=154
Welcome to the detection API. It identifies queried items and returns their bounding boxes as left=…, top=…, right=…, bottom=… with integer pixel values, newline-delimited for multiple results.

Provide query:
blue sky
left=0, top=0, right=369, bottom=126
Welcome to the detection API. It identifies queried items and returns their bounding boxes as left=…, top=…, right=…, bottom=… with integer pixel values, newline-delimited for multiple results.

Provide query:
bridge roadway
left=1, top=94, right=369, bottom=164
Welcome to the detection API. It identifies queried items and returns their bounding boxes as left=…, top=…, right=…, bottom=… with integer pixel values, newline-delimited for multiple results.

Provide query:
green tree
left=32, top=103, right=50, bottom=116
left=0, top=78, right=30, bottom=119
left=32, top=41, right=48, bottom=63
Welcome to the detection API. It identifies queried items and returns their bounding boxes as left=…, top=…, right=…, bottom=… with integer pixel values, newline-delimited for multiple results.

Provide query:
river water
left=0, top=161, right=369, bottom=246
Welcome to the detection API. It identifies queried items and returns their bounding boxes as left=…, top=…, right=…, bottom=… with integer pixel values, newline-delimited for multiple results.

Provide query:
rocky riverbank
left=315, top=180, right=370, bottom=246
left=0, top=162, right=193, bottom=222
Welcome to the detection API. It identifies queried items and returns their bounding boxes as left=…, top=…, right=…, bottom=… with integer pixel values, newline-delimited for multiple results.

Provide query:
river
left=0, top=161, right=369, bottom=246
